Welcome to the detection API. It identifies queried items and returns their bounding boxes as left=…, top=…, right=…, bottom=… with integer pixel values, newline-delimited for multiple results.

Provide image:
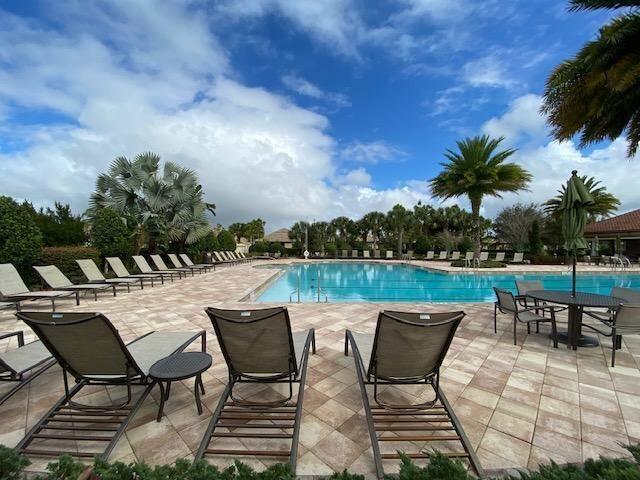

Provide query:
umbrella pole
left=572, top=249, right=576, bottom=297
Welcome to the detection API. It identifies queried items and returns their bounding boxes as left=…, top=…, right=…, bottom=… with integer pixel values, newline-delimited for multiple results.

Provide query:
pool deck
left=1, top=259, right=640, bottom=477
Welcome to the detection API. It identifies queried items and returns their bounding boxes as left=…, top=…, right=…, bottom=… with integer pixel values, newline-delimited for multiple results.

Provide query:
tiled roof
left=263, top=228, right=291, bottom=242
left=585, top=209, right=640, bottom=235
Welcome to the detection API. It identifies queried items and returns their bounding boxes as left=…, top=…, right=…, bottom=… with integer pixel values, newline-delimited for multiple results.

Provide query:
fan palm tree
left=543, top=175, right=620, bottom=221
left=542, top=0, right=640, bottom=157
left=86, top=152, right=215, bottom=253
left=429, top=135, right=532, bottom=258
left=361, top=211, right=386, bottom=249
left=386, top=204, right=413, bottom=255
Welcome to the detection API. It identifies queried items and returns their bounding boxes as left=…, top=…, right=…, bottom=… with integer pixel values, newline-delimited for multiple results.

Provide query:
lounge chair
left=363, top=250, right=371, bottom=258
left=385, top=250, right=393, bottom=259
left=197, top=307, right=315, bottom=473
left=0, top=263, right=73, bottom=311
left=106, top=257, right=162, bottom=286
left=34, top=265, right=113, bottom=305
left=16, top=311, right=205, bottom=459
left=213, top=251, right=233, bottom=265
left=352, top=249, right=358, bottom=258
left=373, top=250, right=380, bottom=259
left=450, top=251, right=460, bottom=260
left=341, top=249, right=348, bottom=259
left=167, top=253, right=205, bottom=274
left=0, top=330, right=56, bottom=405
left=0, top=301, right=17, bottom=311
left=344, top=310, right=483, bottom=479
left=237, top=251, right=255, bottom=262
left=133, top=255, right=183, bottom=281
left=405, top=250, right=414, bottom=260
left=225, top=251, right=245, bottom=263
left=150, top=254, right=193, bottom=277
left=463, top=251, right=474, bottom=266
left=512, top=252, right=524, bottom=264
left=493, top=287, right=561, bottom=345
left=495, top=252, right=506, bottom=262
left=479, top=251, right=489, bottom=262
left=426, top=251, right=434, bottom=260
left=76, top=259, right=143, bottom=292
left=438, top=251, right=447, bottom=260
left=171, top=253, right=213, bottom=273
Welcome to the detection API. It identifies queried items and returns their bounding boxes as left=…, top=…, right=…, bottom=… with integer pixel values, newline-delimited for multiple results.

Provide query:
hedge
left=450, top=260, right=507, bottom=268
left=38, top=246, right=102, bottom=285
left=2, top=445, right=640, bottom=480
left=0, top=196, right=43, bottom=278
left=90, top=208, right=133, bottom=260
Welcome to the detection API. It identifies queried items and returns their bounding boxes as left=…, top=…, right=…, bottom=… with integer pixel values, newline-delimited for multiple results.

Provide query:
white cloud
left=462, top=54, right=518, bottom=89
left=482, top=94, right=548, bottom=145
left=281, top=74, right=350, bottom=109
left=0, top=3, right=429, bottom=231
left=341, top=141, right=407, bottom=164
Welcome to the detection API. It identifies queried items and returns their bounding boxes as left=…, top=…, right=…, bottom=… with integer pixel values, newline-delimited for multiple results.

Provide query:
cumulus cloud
left=462, top=54, right=519, bottom=89
left=0, top=2, right=430, bottom=231
left=482, top=94, right=548, bottom=145
left=281, top=74, right=351, bottom=109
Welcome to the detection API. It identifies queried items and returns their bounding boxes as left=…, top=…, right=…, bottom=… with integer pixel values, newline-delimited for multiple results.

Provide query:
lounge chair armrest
left=0, top=331, right=24, bottom=346
left=519, top=305, right=567, bottom=314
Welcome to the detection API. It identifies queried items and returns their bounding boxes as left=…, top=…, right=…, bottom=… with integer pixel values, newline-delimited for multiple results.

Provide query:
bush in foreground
left=2, top=445, right=640, bottom=479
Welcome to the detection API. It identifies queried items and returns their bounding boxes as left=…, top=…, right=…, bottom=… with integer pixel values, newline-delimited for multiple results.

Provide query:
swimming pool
left=255, top=262, right=640, bottom=303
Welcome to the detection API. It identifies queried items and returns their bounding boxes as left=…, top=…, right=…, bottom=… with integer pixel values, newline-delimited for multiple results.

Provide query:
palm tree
left=330, top=216, right=355, bottom=246
left=543, top=175, right=620, bottom=221
left=542, top=1, right=640, bottom=157
left=86, top=152, right=215, bottom=253
left=429, top=135, right=532, bottom=258
left=289, top=221, right=309, bottom=253
left=386, top=204, right=413, bottom=255
left=361, top=211, right=386, bottom=249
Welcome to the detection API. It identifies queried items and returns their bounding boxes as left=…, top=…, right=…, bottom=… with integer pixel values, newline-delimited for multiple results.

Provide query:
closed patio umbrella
left=559, top=170, right=594, bottom=296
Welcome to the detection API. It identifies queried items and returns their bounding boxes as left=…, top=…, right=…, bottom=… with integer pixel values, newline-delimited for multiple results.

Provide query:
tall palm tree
left=543, top=175, right=620, bottom=221
left=330, top=216, right=355, bottom=245
left=361, top=211, right=386, bottom=249
left=542, top=0, right=640, bottom=157
left=429, top=135, right=532, bottom=258
left=87, top=152, right=215, bottom=253
left=386, top=204, right=413, bottom=255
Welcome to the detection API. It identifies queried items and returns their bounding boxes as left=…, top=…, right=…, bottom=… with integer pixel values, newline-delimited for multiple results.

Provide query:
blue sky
left=0, top=0, right=637, bottom=230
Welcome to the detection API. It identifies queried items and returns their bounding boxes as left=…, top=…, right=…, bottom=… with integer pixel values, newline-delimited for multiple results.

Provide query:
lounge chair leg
left=527, top=323, right=531, bottom=334
left=112, top=285, right=117, bottom=297
left=612, top=336, right=616, bottom=367
left=75, top=291, right=80, bottom=306
left=94, top=289, right=98, bottom=301
left=126, top=284, right=130, bottom=293
left=344, top=331, right=349, bottom=355
left=493, top=304, right=497, bottom=333
left=513, top=314, right=517, bottom=346
left=536, top=321, right=540, bottom=333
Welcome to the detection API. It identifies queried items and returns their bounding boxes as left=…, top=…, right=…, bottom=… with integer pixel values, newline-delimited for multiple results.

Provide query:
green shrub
left=39, top=246, right=101, bottom=284
left=28, top=202, right=87, bottom=247
left=414, top=235, right=434, bottom=255
left=0, top=196, right=43, bottom=277
left=187, top=231, right=219, bottom=263
left=450, top=260, right=506, bottom=268
left=217, top=230, right=236, bottom=251
left=0, top=445, right=30, bottom=480
left=457, top=236, right=474, bottom=253
left=530, top=255, right=564, bottom=265
left=90, top=208, right=133, bottom=260
left=325, top=242, right=337, bottom=256
left=268, top=243, right=285, bottom=254
left=249, top=241, right=269, bottom=254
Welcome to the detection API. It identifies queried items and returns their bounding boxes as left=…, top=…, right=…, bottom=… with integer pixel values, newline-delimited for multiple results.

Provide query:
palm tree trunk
left=471, top=198, right=482, bottom=259
left=398, top=229, right=403, bottom=255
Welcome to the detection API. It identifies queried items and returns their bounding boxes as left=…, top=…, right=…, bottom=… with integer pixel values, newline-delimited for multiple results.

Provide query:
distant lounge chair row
left=0, top=254, right=213, bottom=311
left=337, top=250, right=404, bottom=259
left=6, top=306, right=481, bottom=477
left=423, top=251, right=524, bottom=263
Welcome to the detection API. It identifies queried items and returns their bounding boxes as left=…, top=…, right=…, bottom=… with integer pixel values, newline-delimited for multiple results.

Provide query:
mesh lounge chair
left=344, top=311, right=482, bottom=479
left=179, top=253, right=215, bottom=272
left=0, top=331, right=56, bottom=405
left=16, top=311, right=205, bottom=459
left=479, top=251, right=489, bottom=262
left=34, top=265, right=113, bottom=305
left=150, top=254, right=193, bottom=277
left=495, top=252, right=506, bottom=262
left=450, top=251, right=460, bottom=261
left=386, top=250, right=393, bottom=259
left=133, top=255, right=183, bottom=281
left=229, top=251, right=249, bottom=263
left=106, top=257, right=162, bottom=286
left=76, top=259, right=143, bottom=292
left=405, top=250, right=414, bottom=260
left=438, top=251, right=448, bottom=260
left=168, top=254, right=208, bottom=274
left=197, top=307, right=315, bottom=472
left=512, top=252, right=524, bottom=264
left=426, top=251, right=434, bottom=260
left=341, top=249, right=348, bottom=259
left=373, top=250, right=380, bottom=259
left=0, top=264, right=73, bottom=311
left=213, top=251, right=233, bottom=265
left=494, top=287, right=562, bottom=345
left=463, top=251, right=474, bottom=267
left=352, top=249, right=359, bottom=258
left=363, top=250, right=371, bottom=258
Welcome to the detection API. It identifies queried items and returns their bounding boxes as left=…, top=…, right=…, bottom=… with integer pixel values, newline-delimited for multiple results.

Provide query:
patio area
left=1, top=260, right=639, bottom=477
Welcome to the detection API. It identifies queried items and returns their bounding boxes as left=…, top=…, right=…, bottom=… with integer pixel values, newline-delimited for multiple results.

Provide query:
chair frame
left=197, top=307, right=315, bottom=473
left=344, top=311, right=483, bottom=479
left=0, top=331, right=56, bottom=405
left=16, top=312, right=205, bottom=460
left=583, top=303, right=640, bottom=367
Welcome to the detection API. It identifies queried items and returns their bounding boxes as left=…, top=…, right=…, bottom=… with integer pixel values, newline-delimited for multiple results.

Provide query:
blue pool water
left=256, top=262, right=640, bottom=303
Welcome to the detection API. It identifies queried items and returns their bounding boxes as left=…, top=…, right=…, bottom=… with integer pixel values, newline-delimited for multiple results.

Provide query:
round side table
left=149, top=351, right=212, bottom=422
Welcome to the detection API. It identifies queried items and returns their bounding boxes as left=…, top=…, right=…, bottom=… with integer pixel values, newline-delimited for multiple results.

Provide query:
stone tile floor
left=1, top=259, right=639, bottom=477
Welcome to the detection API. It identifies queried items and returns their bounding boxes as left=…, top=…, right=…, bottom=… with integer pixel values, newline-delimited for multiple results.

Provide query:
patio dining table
left=526, top=290, right=624, bottom=350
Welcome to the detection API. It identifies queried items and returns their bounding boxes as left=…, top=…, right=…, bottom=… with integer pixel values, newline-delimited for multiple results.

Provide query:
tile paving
left=0, top=259, right=639, bottom=477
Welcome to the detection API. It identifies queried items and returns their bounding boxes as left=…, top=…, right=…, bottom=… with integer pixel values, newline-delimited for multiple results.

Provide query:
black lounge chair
left=196, top=307, right=315, bottom=473
left=0, top=331, right=56, bottom=405
left=345, top=310, right=483, bottom=479
left=16, top=311, right=205, bottom=460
